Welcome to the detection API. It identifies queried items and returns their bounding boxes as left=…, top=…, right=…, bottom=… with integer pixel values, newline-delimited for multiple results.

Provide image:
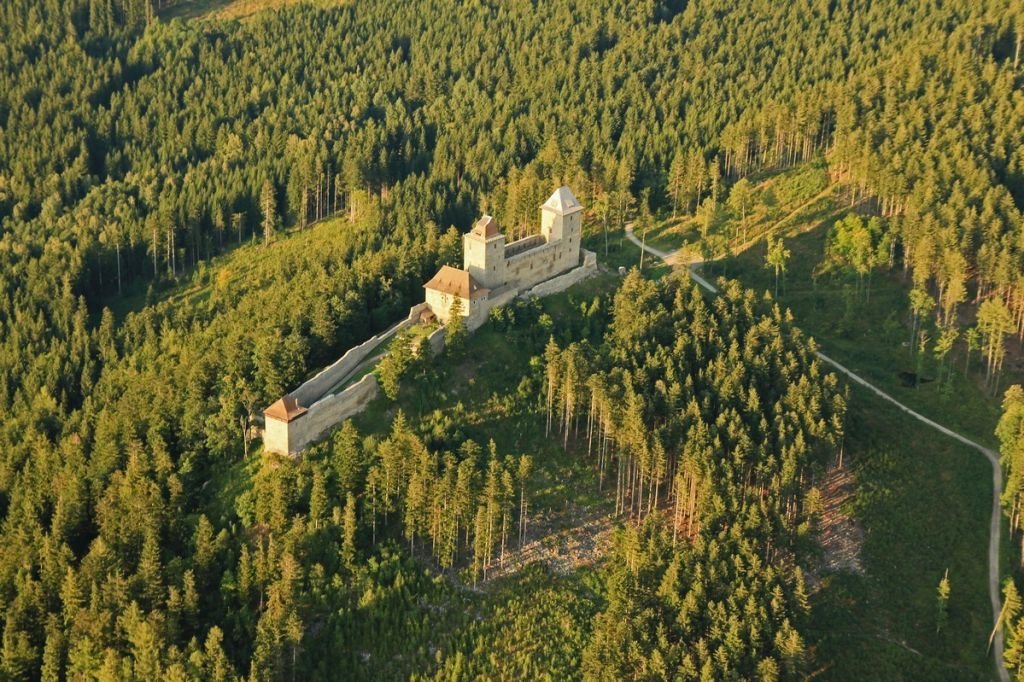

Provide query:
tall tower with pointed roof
left=540, top=186, right=583, bottom=274
left=540, top=186, right=583, bottom=244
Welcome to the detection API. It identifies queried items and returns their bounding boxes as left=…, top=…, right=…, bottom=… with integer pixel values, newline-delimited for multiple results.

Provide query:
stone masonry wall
left=286, top=373, right=381, bottom=453
left=426, top=326, right=446, bottom=355
left=523, top=249, right=597, bottom=298
left=291, top=302, right=428, bottom=407
left=503, top=241, right=561, bottom=292
left=468, top=286, right=517, bottom=331
left=273, top=324, right=454, bottom=455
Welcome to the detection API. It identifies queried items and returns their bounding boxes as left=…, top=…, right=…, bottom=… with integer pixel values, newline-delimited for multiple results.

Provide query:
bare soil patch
left=814, top=463, right=865, bottom=580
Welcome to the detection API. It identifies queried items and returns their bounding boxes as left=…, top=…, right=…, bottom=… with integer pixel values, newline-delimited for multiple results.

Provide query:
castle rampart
left=263, top=186, right=596, bottom=457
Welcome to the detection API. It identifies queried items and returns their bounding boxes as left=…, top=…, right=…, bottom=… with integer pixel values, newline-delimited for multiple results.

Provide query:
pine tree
left=544, top=337, right=561, bottom=437
left=446, top=296, right=467, bottom=357
left=342, top=493, right=357, bottom=567
left=136, top=529, right=163, bottom=609
left=517, top=455, right=533, bottom=546
left=202, top=627, right=236, bottom=682
left=765, top=236, right=791, bottom=297
left=936, top=569, right=950, bottom=633
left=377, top=330, right=413, bottom=400
left=668, top=151, right=687, bottom=218
left=727, top=177, right=753, bottom=243
left=309, top=470, right=328, bottom=530
left=193, top=514, right=216, bottom=576
left=261, top=180, right=277, bottom=246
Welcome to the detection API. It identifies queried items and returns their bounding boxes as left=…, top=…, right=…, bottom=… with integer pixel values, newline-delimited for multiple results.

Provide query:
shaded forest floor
left=482, top=504, right=616, bottom=583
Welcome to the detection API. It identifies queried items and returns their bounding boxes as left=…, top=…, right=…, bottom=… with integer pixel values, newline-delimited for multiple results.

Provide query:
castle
left=263, top=186, right=595, bottom=456
left=424, top=186, right=587, bottom=329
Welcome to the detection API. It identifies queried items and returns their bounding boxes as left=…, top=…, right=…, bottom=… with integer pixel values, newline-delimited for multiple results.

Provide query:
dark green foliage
left=0, top=0, right=1020, bottom=678
left=544, top=273, right=844, bottom=679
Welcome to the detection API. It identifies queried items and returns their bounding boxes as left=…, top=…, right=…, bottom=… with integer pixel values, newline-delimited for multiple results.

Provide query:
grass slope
left=100, top=215, right=384, bottom=329
left=159, top=0, right=346, bottom=22
left=810, top=389, right=994, bottom=680
left=352, top=272, right=619, bottom=519
left=341, top=273, right=618, bottom=679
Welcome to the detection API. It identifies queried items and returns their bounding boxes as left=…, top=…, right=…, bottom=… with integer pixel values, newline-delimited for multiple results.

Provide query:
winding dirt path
left=624, top=225, right=1009, bottom=682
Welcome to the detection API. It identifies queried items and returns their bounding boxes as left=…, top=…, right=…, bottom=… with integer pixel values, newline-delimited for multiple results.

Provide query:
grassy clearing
left=417, top=563, right=604, bottom=680
left=348, top=268, right=622, bottom=565
left=352, top=272, right=620, bottom=544
left=200, top=446, right=262, bottom=526
left=636, top=162, right=833, bottom=261
left=643, top=215, right=699, bottom=253
left=809, top=388, right=994, bottom=680
left=100, top=221, right=348, bottom=323
left=337, top=275, right=616, bottom=679
left=582, top=219, right=673, bottom=280
left=159, top=0, right=345, bottom=22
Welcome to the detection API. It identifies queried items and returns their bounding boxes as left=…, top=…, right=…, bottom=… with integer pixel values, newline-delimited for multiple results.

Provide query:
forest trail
left=624, top=227, right=1009, bottom=682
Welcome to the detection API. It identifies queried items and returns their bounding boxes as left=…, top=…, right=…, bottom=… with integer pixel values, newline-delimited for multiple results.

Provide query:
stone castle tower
left=538, top=185, right=583, bottom=271
left=540, top=186, right=583, bottom=243
left=424, top=186, right=593, bottom=329
left=463, top=215, right=506, bottom=289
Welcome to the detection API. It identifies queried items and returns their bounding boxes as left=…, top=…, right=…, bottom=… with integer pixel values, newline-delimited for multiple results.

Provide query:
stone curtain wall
left=264, top=302, right=428, bottom=456
left=286, top=373, right=382, bottom=453
left=279, top=324, right=451, bottom=454
left=426, top=326, right=446, bottom=355
left=266, top=314, right=450, bottom=457
left=291, top=302, right=429, bottom=406
left=523, top=249, right=597, bottom=298
left=468, top=286, right=517, bottom=331
left=503, top=232, right=581, bottom=296
left=503, top=240, right=561, bottom=291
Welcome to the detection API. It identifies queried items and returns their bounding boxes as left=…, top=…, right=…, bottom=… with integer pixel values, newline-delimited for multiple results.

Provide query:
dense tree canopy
left=0, top=0, right=1021, bottom=678
left=549, top=274, right=845, bottom=679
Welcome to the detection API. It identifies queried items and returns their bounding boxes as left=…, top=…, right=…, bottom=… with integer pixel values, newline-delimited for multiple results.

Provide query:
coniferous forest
left=1, top=0, right=1024, bottom=679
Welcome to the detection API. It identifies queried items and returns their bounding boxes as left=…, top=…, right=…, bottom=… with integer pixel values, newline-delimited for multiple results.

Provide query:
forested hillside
left=0, top=0, right=1022, bottom=678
